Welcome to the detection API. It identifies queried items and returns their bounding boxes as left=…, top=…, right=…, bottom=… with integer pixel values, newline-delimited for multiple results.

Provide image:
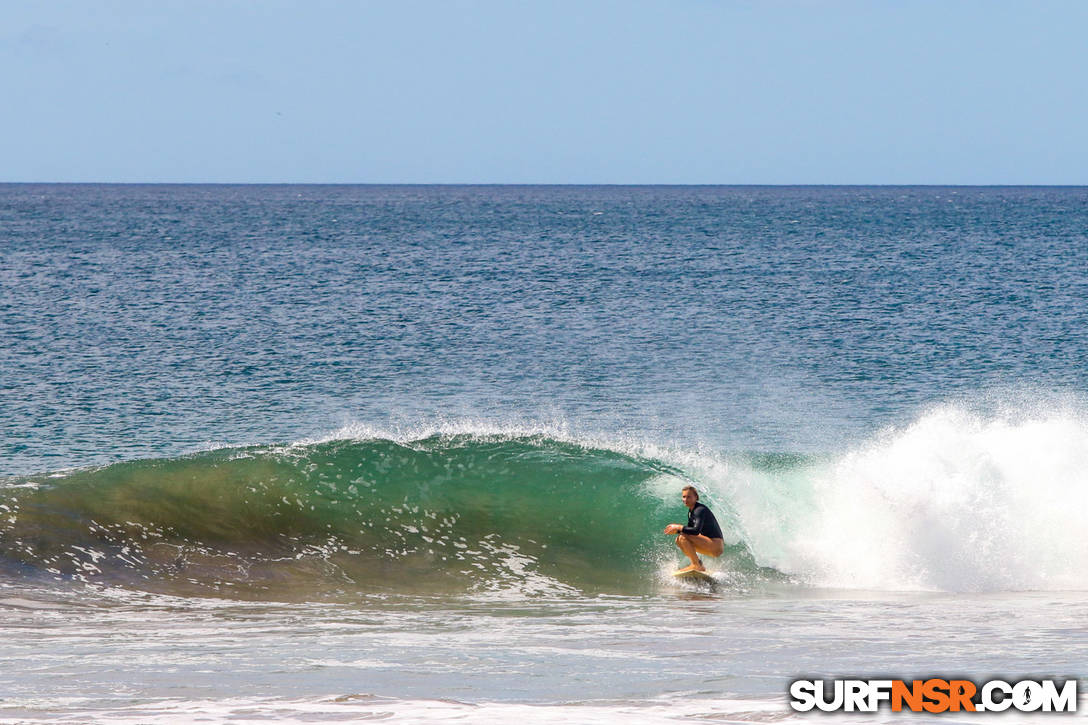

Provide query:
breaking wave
left=2, top=408, right=1086, bottom=597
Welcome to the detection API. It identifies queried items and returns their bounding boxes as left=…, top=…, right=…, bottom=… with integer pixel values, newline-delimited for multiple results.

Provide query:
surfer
left=664, top=486, right=724, bottom=572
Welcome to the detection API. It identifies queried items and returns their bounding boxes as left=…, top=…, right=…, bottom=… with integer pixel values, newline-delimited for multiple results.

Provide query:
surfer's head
left=681, top=486, right=698, bottom=509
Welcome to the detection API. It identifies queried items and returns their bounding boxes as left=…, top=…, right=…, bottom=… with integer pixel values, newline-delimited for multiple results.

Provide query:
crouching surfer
left=663, top=486, right=724, bottom=573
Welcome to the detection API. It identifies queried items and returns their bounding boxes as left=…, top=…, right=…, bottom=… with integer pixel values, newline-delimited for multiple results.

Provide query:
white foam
left=713, top=406, right=1088, bottom=592
left=0, top=694, right=790, bottom=724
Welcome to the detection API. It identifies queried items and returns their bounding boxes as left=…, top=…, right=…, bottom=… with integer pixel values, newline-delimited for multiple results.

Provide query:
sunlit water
left=2, top=185, right=1086, bottom=722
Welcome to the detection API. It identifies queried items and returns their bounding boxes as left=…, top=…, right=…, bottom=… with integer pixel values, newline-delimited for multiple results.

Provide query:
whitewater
left=2, top=184, right=1087, bottom=722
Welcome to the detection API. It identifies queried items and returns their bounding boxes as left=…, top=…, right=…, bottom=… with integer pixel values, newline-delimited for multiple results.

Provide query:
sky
left=3, top=0, right=1087, bottom=184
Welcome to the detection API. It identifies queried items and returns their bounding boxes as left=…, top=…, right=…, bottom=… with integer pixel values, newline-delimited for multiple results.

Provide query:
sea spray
left=704, top=407, right=1088, bottom=592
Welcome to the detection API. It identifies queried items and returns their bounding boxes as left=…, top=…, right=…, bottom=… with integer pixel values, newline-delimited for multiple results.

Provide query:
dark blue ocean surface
left=3, top=185, right=1087, bottom=474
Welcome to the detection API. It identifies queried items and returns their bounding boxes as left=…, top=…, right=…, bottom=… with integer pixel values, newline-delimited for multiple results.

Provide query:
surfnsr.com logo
left=789, top=678, right=1078, bottom=713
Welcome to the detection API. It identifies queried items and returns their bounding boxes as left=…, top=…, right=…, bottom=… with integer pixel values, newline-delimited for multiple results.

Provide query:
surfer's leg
left=689, top=535, right=725, bottom=559
left=674, top=534, right=703, bottom=570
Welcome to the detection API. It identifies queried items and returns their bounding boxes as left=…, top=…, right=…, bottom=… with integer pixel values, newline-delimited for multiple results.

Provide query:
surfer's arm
left=680, top=508, right=704, bottom=536
left=664, top=523, right=683, bottom=534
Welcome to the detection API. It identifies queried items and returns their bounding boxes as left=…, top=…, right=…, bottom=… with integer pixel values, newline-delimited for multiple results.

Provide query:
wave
left=2, top=407, right=1087, bottom=597
left=0, top=435, right=751, bottom=597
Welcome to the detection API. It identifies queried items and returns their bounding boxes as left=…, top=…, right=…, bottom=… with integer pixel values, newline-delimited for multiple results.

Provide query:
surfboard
left=672, top=568, right=714, bottom=584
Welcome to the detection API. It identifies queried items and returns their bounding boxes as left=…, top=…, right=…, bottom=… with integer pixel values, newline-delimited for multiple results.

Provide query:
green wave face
left=1, top=436, right=765, bottom=597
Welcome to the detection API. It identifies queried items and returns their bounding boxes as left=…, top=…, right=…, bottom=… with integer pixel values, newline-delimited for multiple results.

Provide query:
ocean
left=1, top=184, right=1086, bottom=722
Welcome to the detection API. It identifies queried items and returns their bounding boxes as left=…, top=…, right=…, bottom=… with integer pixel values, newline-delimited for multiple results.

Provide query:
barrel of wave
left=0, top=436, right=696, bottom=597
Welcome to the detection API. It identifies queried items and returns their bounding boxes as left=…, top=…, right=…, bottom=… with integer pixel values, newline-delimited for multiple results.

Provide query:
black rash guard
left=682, top=502, right=724, bottom=539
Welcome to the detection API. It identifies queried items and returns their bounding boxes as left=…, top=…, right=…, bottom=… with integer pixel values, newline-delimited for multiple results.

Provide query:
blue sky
left=3, top=1, right=1086, bottom=184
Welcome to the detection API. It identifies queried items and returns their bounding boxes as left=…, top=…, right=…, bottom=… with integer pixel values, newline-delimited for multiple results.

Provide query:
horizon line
left=3, top=181, right=1087, bottom=188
